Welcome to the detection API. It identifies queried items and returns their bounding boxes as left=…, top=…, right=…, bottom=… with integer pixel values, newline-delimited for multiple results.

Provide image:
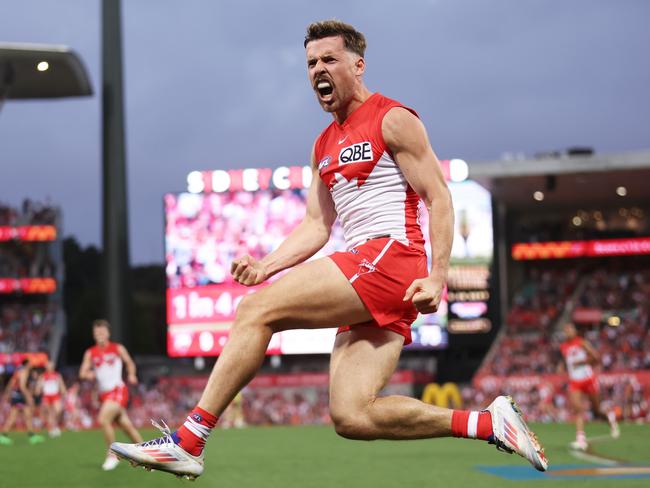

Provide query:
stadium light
left=449, top=159, right=469, bottom=182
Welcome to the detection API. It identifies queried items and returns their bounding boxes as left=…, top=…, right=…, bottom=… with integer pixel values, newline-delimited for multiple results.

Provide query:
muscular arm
left=232, top=146, right=337, bottom=285
left=382, top=107, right=454, bottom=313
left=78, top=350, right=94, bottom=381
left=58, top=376, right=68, bottom=397
left=117, top=344, right=138, bottom=384
left=582, top=340, right=601, bottom=365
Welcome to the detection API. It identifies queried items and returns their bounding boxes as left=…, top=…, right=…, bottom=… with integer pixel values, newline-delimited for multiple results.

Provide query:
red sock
left=451, top=410, right=493, bottom=441
left=172, top=406, right=218, bottom=456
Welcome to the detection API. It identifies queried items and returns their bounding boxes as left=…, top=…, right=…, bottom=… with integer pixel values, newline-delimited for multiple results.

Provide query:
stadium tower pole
left=102, top=0, right=131, bottom=346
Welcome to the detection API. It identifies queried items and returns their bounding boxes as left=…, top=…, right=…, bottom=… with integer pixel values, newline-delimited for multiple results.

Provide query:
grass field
left=2, top=422, right=649, bottom=488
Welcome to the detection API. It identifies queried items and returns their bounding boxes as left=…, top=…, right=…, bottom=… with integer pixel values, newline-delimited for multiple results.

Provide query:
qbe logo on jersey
left=338, top=141, right=373, bottom=165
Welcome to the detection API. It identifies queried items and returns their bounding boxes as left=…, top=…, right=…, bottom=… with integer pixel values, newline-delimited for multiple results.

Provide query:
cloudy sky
left=1, top=0, right=648, bottom=264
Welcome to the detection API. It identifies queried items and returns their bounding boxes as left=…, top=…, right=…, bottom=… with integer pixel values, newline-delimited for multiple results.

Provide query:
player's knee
left=330, top=406, right=373, bottom=440
left=233, top=295, right=272, bottom=331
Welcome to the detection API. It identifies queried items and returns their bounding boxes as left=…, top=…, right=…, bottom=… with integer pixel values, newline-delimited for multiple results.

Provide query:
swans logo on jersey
left=318, top=156, right=331, bottom=171
left=338, top=142, right=373, bottom=165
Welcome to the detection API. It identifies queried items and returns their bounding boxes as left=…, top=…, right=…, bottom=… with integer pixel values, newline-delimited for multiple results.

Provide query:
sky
left=1, top=0, right=649, bottom=264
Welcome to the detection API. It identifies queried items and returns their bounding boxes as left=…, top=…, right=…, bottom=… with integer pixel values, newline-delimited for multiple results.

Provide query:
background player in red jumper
left=111, top=20, right=547, bottom=478
left=559, top=322, right=619, bottom=450
left=79, top=319, right=142, bottom=470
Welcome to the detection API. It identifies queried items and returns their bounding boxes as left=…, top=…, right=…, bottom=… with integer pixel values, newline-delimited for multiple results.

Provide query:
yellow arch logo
left=421, top=382, right=463, bottom=409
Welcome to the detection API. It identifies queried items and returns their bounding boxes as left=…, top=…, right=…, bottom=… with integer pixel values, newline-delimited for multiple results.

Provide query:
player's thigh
left=587, top=392, right=601, bottom=412
left=568, top=389, right=583, bottom=411
left=116, top=409, right=134, bottom=427
left=329, top=327, right=404, bottom=418
left=98, top=400, right=122, bottom=424
left=242, top=257, right=372, bottom=330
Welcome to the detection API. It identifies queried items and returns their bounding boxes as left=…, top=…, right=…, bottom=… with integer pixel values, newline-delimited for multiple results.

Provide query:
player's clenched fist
left=403, top=276, right=445, bottom=314
left=231, top=255, right=268, bottom=286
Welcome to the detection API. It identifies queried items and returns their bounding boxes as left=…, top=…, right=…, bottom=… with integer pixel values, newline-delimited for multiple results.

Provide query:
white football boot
left=485, top=396, right=549, bottom=472
left=569, top=438, right=589, bottom=451
left=110, top=420, right=204, bottom=480
left=102, top=453, right=120, bottom=471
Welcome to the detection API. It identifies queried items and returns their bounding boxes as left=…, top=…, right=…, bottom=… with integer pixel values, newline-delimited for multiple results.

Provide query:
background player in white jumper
left=111, top=20, right=547, bottom=479
left=79, top=319, right=142, bottom=470
left=559, top=322, right=619, bottom=450
left=36, top=361, right=68, bottom=437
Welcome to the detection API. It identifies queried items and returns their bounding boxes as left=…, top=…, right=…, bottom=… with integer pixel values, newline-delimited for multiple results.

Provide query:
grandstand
left=0, top=200, right=65, bottom=378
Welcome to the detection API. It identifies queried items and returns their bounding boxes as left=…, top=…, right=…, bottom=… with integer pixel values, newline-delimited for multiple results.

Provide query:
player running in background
left=0, top=359, right=45, bottom=445
left=36, top=361, right=68, bottom=437
left=111, top=19, right=547, bottom=479
left=559, top=322, right=619, bottom=451
left=79, top=319, right=143, bottom=470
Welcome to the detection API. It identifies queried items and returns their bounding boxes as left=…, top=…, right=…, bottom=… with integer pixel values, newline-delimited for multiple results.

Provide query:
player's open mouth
left=316, top=79, right=334, bottom=99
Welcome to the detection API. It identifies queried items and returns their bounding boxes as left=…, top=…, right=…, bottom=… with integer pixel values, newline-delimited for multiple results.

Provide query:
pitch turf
left=2, top=422, right=649, bottom=488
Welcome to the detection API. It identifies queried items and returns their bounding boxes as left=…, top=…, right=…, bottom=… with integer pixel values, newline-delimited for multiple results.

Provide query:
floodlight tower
left=102, top=0, right=131, bottom=346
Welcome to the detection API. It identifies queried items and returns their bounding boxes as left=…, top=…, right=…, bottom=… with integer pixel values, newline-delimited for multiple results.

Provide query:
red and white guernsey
left=42, top=371, right=62, bottom=396
left=88, top=342, right=124, bottom=393
left=560, top=337, right=594, bottom=382
left=315, top=93, right=425, bottom=251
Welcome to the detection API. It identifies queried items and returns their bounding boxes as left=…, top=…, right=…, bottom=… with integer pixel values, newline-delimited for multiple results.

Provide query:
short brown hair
left=304, top=20, right=366, bottom=57
left=93, top=319, right=110, bottom=330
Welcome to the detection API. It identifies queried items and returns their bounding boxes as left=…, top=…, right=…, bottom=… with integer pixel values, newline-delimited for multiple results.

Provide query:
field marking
left=586, top=434, right=615, bottom=444
left=569, top=449, right=620, bottom=466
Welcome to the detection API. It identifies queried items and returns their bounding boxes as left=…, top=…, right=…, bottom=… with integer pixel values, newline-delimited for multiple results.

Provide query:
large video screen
left=165, top=170, right=492, bottom=356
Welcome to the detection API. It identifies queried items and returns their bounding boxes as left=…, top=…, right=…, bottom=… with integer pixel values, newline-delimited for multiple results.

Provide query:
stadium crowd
left=165, top=190, right=346, bottom=289
left=0, top=303, right=56, bottom=355
left=480, top=265, right=649, bottom=377
left=0, top=243, right=55, bottom=278
left=0, top=200, right=57, bottom=226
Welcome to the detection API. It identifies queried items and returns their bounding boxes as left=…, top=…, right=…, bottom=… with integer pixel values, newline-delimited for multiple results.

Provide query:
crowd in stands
left=0, top=303, right=57, bottom=354
left=482, top=268, right=578, bottom=376
left=165, top=190, right=346, bottom=289
left=462, top=376, right=650, bottom=423
left=0, top=199, right=57, bottom=226
left=0, top=243, right=55, bottom=278
left=480, top=265, right=649, bottom=377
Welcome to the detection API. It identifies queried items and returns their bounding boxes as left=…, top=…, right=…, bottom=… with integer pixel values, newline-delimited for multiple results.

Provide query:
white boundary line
left=568, top=449, right=620, bottom=466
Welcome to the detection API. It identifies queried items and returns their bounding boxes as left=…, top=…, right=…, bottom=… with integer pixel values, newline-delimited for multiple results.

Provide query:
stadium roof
left=470, top=150, right=650, bottom=208
left=0, top=43, right=92, bottom=99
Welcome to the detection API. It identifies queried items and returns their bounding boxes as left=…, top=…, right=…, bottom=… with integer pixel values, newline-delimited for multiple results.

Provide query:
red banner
left=0, top=278, right=57, bottom=294
left=0, top=225, right=57, bottom=242
left=0, top=352, right=48, bottom=367
left=512, top=237, right=650, bottom=260
left=572, top=307, right=604, bottom=324
left=473, top=370, right=650, bottom=390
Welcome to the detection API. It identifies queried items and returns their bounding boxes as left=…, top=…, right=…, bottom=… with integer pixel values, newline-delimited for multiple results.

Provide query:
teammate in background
left=222, top=391, right=246, bottom=429
left=36, top=361, right=68, bottom=437
left=559, top=322, right=619, bottom=451
left=63, top=382, right=82, bottom=431
left=111, top=20, right=547, bottom=479
left=79, top=319, right=143, bottom=470
left=29, top=367, right=44, bottom=432
left=0, top=359, right=45, bottom=445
